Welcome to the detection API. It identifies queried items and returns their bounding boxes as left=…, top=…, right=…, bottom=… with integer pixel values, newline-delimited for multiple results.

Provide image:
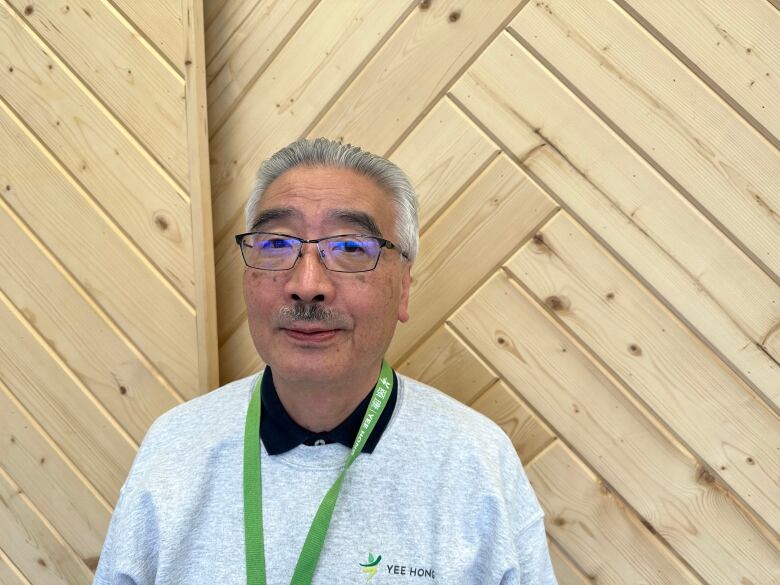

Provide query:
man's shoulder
left=396, top=373, right=514, bottom=454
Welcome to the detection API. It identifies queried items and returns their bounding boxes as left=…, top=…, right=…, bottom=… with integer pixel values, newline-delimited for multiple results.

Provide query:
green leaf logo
left=359, top=552, right=382, bottom=581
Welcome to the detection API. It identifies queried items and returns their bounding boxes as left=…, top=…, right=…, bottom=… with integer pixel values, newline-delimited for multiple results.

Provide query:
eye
left=258, top=237, right=295, bottom=250
left=332, top=239, right=368, bottom=254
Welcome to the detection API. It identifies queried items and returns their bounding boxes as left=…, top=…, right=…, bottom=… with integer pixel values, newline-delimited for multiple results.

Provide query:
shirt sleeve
left=504, top=513, right=558, bottom=585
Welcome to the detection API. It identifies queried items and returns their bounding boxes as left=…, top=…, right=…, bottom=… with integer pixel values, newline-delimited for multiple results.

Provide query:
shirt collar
left=260, top=366, right=398, bottom=455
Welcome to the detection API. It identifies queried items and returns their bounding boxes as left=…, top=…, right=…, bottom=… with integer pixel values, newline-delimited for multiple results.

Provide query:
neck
left=271, top=362, right=383, bottom=432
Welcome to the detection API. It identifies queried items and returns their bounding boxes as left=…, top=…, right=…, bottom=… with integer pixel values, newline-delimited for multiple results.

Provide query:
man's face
left=242, top=166, right=412, bottom=386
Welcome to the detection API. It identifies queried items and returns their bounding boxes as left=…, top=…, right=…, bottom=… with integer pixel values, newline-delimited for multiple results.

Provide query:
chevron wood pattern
left=0, top=0, right=777, bottom=583
left=207, top=1, right=779, bottom=583
left=0, top=0, right=216, bottom=582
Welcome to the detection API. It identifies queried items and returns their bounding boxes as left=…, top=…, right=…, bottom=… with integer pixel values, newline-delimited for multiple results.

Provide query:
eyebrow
left=249, top=207, right=297, bottom=232
left=327, top=209, right=384, bottom=238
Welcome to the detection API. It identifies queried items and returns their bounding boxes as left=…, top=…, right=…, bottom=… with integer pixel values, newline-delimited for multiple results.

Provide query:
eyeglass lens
left=240, top=234, right=383, bottom=272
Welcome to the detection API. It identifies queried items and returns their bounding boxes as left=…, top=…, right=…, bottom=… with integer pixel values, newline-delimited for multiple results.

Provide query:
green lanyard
left=243, top=360, right=394, bottom=585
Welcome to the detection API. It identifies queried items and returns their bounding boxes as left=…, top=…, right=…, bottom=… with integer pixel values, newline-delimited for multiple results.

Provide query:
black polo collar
left=260, top=366, right=398, bottom=455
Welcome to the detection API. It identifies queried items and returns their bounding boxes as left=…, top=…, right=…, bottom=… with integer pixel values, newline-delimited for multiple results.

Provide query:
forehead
left=257, top=166, right=394, bottom=230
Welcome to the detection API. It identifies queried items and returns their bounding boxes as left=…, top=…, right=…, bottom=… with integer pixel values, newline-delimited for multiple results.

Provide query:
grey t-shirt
left=93, top=373, right=557, bottom=584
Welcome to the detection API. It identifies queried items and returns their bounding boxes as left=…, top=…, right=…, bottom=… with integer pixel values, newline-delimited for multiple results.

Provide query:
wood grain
left=507, top=212, right=780, bottom=534
left=510, top=0, right=780, bottom=278
left=449, top=270, right=779, bottom=585
left=450, top=31, right=780, bottom=407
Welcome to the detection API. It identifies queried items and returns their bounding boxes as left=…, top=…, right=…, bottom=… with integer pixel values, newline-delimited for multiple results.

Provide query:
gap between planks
left=1, top=1, right=191, bottom=198
left=446, top=86, right=780, bottom=419
left=447, top=294, right=715, bottom=585
left=0, top=95, right=196, bottom=316
left=0, top=195, right=187, bottom=408
left=611, top=0, right=779, bottom=151
left=503, top=25, right=780, bottom=288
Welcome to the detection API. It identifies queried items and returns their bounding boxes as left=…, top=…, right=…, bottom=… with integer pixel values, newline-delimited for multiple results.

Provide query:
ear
left=397, top=263, right=412, bottom=323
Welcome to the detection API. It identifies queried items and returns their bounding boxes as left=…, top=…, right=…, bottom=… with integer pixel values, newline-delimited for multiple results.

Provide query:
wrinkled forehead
left=250, top=166, right=397, bottom=237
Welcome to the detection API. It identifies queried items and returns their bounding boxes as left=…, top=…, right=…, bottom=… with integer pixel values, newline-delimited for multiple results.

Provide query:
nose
left=283, top=242, right=336, bottom=303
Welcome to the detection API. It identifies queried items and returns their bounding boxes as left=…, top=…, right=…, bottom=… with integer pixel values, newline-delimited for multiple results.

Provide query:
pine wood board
left=208, top=0, right=414, bottom=243
left=205, top=0, right=259, bottom=66
left=5, top=0, right=188, bottom=186
left=0, top=5, right=196, bottom=303
left=547, top=540, right=592, bottom=585
left=390, top=98, right=499, bottom=232
left=0, top=104, right=200, bottom=398
left=509, top=0, right=780, bottom=277
left=111, top=0, right=184, bottom=72
left=506, top=211, right=780, bottom=535
left=449, top=270, right=780, bottom=585
left=449, top=31, right=780, bottom=406
left=386, top=154, right=558, bottom=363
left=618, top=0, right=780, bottom=141
left=0, top=468, right=92, bottom=585
left=471, top=380, right=556, bottom=464
left=0, top=204, right=181, bottom=442
left=219, top=320, right=263, bottom=385
left=311, top=0, right=522, bottom=155
left=0, top=549, right=30, bottom=585
left=395, top=323, right=497, bottom=405
left=0, top=384, right=109, bottom=563
left=0, top=290, right=135, bottom=504
left=527, top=442, right=702, bottom=585
left=207, top=0, right=317, bottom=131
left=215, top=215, right=246, bottom=344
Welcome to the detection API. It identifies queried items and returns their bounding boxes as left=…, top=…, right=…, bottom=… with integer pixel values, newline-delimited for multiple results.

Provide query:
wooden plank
left=207, top=0, right=316, bottom=129
left=208, top=0, right=413, bottom=242
left=386, top=155, right=558, bottom=362
left=6, top=0, right=188, bottom=185
left=183, top=0, right=220, bottom=393
left=0, top=103, right=199, bottom=397
left=205, top=0, right=258, bottom=66
left=0, top=204, right=180, bottom=442
left=547, top=540, right=591, bottom=585
left=0, top=468, right=93, bottom=585
left=111, top=0, right=184, bottom=71
left=395, top=324, right=497, bottom=405
left=509, top=1, right=780, bottom=277
left=0, top=290, right=136, bottom=503
left=527, top=443, right=702, bottom=585
left=449, top=32, right=780, bottom=406
left=507, top=212, right=780, bottom=534
left=449, top=271, right=780, bottom=585
left=219, top=321, right=263, bottom=385
left=0, top=383, right=110, bottom=564
left=0, top=548, right=31, bottom=585
left=618, top=0, right=780, bottom=141
left=0, top=5, right=196, bottom=303
left=311, top=0, right=522, bottom=155
left=471, top=380, right=556, bottom=464
left=215, top=213, right=246, bottom=345
left=390, top=98, right=499, bottom=231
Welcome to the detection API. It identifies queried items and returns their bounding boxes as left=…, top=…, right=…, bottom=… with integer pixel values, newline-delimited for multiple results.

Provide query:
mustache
left=275, top=303, right=352, bottom=329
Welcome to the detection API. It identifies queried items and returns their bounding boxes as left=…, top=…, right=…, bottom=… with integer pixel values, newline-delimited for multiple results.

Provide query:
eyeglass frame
left=234, top=231, right=408, bottom=273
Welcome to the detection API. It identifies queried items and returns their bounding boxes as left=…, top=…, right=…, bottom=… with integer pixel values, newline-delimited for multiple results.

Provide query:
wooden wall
left=0, top=1, right=777, bottom=584
left=206, top=1, right=779, bottom=584
left=0, top=0, right=216, bottom=583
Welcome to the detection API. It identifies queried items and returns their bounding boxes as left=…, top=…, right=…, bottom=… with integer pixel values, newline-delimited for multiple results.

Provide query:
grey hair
left=245, top=138, right=419, bottom=262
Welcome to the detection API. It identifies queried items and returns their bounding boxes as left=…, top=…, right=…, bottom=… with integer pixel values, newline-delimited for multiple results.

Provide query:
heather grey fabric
left=93, top=373, right=557, bottom=584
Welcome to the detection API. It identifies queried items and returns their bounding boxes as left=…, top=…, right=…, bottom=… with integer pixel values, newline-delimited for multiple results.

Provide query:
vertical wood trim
left=183, top=0, right=219, bottom=393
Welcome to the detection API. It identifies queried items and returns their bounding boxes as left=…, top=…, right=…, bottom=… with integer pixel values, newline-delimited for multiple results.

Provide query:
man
left=94, top=138, right=557, bottom=584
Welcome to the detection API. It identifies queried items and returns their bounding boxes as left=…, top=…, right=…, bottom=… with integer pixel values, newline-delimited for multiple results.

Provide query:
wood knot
left=9, top=435, right=15, bottom=443
left=496, top=336, right=506, bottom=345
left=628, top=343, right=642, bottom=356
left=184, top=59, right=192, bottom=66
left=7, top=65, right=13, bottom=73
left=696, top=465, right=716, bottom=485
left=746, top=456, right=755, bottom=465
left=37, top=558, right=47, bottom=567
left=119, top=385, right=128, bottom=395
left=448, top=10, right=461, bottom=22
left=419, top=0, right=431, bottom=8
left=551, top=516, right=565, bottom=526
left=545, top=295, right=568, bottom=311
left=154, top=215, right=169, bottom=231
left=40, top=457, right=45, bottom=464
left=605, top=292, right=615, bottom=300
left=24, top=5, right=34, bottom=16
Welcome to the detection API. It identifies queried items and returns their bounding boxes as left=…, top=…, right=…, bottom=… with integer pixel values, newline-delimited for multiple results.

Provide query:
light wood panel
left=0, top=0, right=216, bottom=581
left=208, top=0, right=779, bottom=581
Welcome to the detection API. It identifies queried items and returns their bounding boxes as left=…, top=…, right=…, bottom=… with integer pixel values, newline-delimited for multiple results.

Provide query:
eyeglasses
left=235, top=232, right=407, bottom=273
